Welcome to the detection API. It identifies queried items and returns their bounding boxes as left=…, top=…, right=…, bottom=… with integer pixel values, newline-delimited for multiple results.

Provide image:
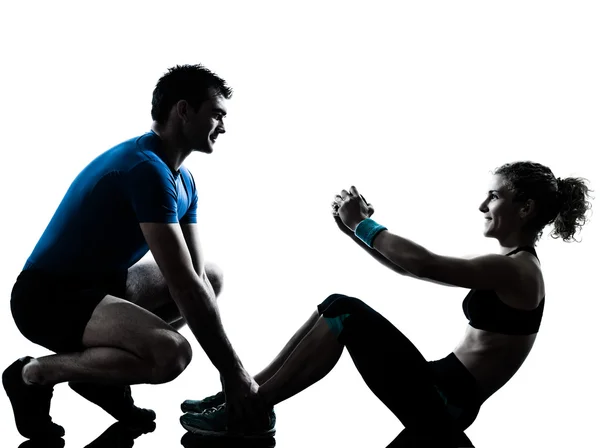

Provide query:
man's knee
left=204, top=262, right=224, bottom=297
left=125, top=259, right=169, bottom=304
left=148, top=331, right=193, bottom=384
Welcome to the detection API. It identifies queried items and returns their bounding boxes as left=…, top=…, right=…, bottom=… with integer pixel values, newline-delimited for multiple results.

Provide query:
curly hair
left=151, top=64, right=233, bottom=125
left=493, top=161, right=594, bottom=243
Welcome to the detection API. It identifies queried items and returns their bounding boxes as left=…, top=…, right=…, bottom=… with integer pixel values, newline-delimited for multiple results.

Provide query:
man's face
left=181, top=93, right=227, bottom=153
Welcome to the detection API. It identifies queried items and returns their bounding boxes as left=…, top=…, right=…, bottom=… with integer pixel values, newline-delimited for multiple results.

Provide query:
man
left=3, top=64, right=268, bottom=439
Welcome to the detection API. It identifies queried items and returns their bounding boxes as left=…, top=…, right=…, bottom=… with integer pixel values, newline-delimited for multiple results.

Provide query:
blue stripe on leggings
left=324, top=313, right=351, bottom=337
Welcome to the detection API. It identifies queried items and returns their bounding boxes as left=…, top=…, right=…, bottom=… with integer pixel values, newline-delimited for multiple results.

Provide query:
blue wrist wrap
left=354, top=218, right=387, bottom=248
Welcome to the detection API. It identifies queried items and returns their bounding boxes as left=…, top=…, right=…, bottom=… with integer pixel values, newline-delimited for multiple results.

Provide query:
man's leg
left=125, top=258, right=224, bottom=330
left=5, top=294, right=193, bottom=439
left=30, top=295, right=192, bottom=384
left=64, top=259, right=213, bottom=426
left=53, top=258, right=222, bottom=420
left=67, top=261, right=224, bottom=427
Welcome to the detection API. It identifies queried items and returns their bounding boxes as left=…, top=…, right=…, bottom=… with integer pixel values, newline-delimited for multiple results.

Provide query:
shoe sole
left=180, top=416, right=275, bottom=439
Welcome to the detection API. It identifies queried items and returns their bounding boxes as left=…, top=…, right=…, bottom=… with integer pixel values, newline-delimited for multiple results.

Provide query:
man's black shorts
left=10, top=269, right=127, bottom=354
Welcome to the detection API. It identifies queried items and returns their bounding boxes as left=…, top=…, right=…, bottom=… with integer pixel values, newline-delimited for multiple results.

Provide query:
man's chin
left=193, top=143, right=214, bottom=154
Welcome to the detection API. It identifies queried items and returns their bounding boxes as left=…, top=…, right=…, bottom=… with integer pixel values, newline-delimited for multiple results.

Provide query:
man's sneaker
left=180, top=403, right=276, bottom=438
left=180, top=391, right=224, bottom=413
left=2, top=356, right=65, bottom=439
left=69, top=382, right=155, bottom=424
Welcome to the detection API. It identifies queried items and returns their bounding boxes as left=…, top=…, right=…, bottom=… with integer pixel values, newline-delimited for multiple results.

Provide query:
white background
left=1, top=1, right=598, bottom=447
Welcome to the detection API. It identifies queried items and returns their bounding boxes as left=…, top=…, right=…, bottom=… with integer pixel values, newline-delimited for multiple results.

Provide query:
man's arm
left=126, top=160, right=261, bottom=426
left=180, top=222, right=204, bottom=277
left=139, top=222, right=243, bottom=378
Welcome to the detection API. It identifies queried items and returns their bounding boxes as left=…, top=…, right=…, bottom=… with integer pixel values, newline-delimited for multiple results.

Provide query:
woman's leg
left=259, top=294, right=451, bottom=425
left=253, top=310, right=322, bottom=385
left=259, top=293, right=471, bottom=446
left=180, top=304, right=344, bottom=435
left=184, top=293, right=469, bottom=443
left=180, top=310, right=323, bottom=414
left=258, top=312, right=344, bottom=403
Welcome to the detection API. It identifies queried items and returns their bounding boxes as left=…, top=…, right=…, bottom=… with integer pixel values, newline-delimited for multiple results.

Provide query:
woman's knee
left=318, top=294, right=371, bottom=339
left=147, top=331, right=193, bottom=384
left=319, top=293, right=367, bottom=317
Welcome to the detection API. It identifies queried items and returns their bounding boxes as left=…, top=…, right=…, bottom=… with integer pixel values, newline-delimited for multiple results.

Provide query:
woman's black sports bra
left=462, top=247, right=545, bottom=335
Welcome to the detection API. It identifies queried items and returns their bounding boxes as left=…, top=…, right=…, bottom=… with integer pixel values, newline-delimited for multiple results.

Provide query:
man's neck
left=150, top=123, right=192, bottom=172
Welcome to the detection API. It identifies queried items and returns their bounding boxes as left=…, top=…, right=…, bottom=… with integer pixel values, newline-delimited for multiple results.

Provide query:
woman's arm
left=335, top=216, right=465, bottom=288
left=371, top=229, right=524, bottom=291
left=334, top=215, right=413, bottom=277
left=334, top=186, right=523, bottom=291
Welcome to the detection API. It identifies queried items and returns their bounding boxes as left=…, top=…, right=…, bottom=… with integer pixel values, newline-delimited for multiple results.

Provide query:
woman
left=179, top=161, right=592, bottom=446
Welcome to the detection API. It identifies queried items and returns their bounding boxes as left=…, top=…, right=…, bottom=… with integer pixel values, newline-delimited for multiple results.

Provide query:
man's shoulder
left=119, top=132, right=159, bottom=158
left=178, top=165, right=197, bottom=190
left=179, top=164, right=194, bottom=178
left=98, top=132, right=162, bottom=171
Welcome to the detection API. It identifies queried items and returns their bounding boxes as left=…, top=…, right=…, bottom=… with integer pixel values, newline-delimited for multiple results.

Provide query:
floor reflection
left=17, top=421, right=157, bottom=448
left=17, top=438, right=65, bottom=448
left=84, top=421, right=157, bottom=448
left=15, top=423, right=277, bottom=448
left=180, top=433, right=276, bottom=448
left=13, top=423, right=477, bottom=448
left=11, top=420, right=479, bottom=448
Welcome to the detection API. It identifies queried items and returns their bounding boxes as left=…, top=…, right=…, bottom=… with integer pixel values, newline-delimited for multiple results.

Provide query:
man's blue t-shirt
left=24, top=131, right=198, bottom=275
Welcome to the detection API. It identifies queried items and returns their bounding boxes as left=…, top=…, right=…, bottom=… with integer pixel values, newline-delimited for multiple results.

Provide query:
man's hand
left=332, top=186, right=375, bottom=232
left=222, top=370, right=267, bottom=431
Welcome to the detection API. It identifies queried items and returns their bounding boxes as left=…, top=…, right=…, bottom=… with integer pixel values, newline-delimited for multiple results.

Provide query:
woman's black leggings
left=317, top=293, right=481, bottom=447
